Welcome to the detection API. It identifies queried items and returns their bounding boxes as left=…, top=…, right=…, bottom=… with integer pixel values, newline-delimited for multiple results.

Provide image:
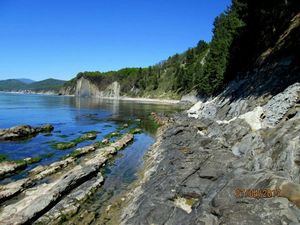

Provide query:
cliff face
left=120, top=11, right=300, bottom=225
left=188, top=13, right=300, bottom=122
left=75, top=77, right=120, bottom=98
left=60, top=77, right=121, bottom=98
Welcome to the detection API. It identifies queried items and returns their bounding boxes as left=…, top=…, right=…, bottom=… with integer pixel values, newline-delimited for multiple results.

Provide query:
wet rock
left=0, top=161, right=26, bottom=177
left=0, top=178, right=30, bottom=202
left=121, top=108, right=300, bottom=225
left=53, top=142, right=76, bottom=150
left=34, top=173, right=104, bottom=225
left=0, top=124, right=54, bottom=141
left=130, top=128, right=142, bottom=134
left=80, top=132, right=97, bottom=140
left=30, top=157, right=76, bottom=180
left=0, top=134, right=134, bottom=225
left=39, top=124, right=54, bottom=132
left=101, top=138, right=109, bottom=144
left=111, top=134, right=133, bottom=150
left=52, top=132, right=98, bottom=150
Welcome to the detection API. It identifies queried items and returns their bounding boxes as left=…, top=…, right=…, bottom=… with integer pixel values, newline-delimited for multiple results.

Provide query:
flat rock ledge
left=0, top=141, right=107, bottom=202
left=0, top=134, right=133, bottom=225
left=0, top=124, right=54, bottom=141
left=0, top=161, right=26, bottom=178
left=121, top=112, right=300, bottom=225
left=34, top=173, right=104, bottom=225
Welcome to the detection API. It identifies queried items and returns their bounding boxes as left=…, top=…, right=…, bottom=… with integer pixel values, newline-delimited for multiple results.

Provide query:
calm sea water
left=0, top=92, right=180, bottom=183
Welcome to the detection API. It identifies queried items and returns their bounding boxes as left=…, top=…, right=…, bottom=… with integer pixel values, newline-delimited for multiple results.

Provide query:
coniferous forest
left=64, top=0, right=299, bottom=98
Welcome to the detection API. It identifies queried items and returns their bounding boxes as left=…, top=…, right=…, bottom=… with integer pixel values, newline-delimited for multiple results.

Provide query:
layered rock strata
left=0, top=134, right=133, bottom=225
left=121, top=81, right=300, bottom=225
left=0, top=124, right=54, bottom=141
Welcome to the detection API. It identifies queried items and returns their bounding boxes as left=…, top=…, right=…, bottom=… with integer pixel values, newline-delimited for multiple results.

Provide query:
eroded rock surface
left=0, top=124, right=54, bottom=141
left=0, top=161, right=26, bottom=177
left=121, top=82, right=300, bottom=225
left=0, top=134, right=133, bottom=225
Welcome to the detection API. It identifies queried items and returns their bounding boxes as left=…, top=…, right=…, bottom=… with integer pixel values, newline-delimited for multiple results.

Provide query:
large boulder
left=0, top=124, right=54, bottom=141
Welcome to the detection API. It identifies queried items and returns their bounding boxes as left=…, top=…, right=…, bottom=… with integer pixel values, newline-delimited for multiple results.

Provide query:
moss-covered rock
left=53, top=142, right=76, bottom=150
left=105, top=132, right=121, bottom=139
left=52, top=131, right=99, bottom=150
left=129, top=128, right=143, bottom=134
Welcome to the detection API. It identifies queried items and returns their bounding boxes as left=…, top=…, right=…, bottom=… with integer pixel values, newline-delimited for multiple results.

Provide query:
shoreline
left=0, top=90, right=58, bottom=96
left=117, top=81, right=300, bottom=224
left=0, top=91, right=181, bottom=105
left=87, top=114, right=172, bottom=225
left=91, top=96, right=180, bottom=105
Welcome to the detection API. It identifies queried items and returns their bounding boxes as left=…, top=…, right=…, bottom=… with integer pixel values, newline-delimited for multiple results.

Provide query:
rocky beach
left=120, top=80, right=300, bottom=225
left=0, top=0, right=299, bottom=224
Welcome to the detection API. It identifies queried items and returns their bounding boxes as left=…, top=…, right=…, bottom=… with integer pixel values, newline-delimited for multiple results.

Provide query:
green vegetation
left=53, top=142, right=77, bottom=150
left=62, top=0, right=298, bottom=98
left=58, top=134, right=69, bottom=138
left=93, top=140, right=109, bottom=148
left=41, top=152, right=55, bottom=158
left=83, top=131, right=100, bottom=135
left=200, top=4, right=244, bottom=94
left=129, top=128, right=142, bottom=134
left=105, top=132, right=121, bottom=139
left=0, top=154, right=8, bottom=163
left=0, top=153, right=42, bottom=165
left=26, top=157, right=42, bottom=164
left=52, top=131, right=98, bottom=150
left=0, top=78, right=66, bottom=92
left=0, top=79, right=27, bottom=91
left=26, top=79, right=65, bottom=91
left=225, top=0, right=298, bottom=80
left=63, top=42, right=209, bottom=98
left=140, top=116, right=160, bottom=135
left=60, top=138, right=110, bottom=160
left=60, top=149, right=85, bottom=160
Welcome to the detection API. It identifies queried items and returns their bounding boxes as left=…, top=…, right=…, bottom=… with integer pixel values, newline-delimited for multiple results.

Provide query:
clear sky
left=0, top=0, right=231, bottom=81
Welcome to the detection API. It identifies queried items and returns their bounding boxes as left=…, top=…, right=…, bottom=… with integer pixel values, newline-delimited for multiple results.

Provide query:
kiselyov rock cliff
left=60, top=77, right=121, bottom=98
left=119, top=14, right=300, bottom=225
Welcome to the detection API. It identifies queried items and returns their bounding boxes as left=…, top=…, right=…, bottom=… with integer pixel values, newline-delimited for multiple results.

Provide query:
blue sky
left=0, top=0, right=231, bottom=81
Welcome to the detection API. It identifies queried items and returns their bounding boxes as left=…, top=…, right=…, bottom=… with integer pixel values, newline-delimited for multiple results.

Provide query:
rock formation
left=0, top=124, right=54, bottom=141
left=0, top=134, right=133, bottom=225
left=75, top=77, right=120, bottom=98
left=119, top=14, right=300, bottom=223
left=120, top=80, right=300, bottom=224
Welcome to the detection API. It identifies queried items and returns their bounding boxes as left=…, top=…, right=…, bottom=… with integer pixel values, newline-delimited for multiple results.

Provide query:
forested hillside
left=62, top=0, right=299, bottom=99
left=63, top=40, right=209, bottom=98
left=0, top=78, right=66, bottom=92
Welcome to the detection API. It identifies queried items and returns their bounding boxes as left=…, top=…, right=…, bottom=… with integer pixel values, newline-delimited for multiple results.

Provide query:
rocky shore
left=0, top=133, right=133, bottom=225
left=1, top=80, right=299, bottom=225
left=0, top=124, right=54, bottom=141
left=119, top=80, right=300, bottom=225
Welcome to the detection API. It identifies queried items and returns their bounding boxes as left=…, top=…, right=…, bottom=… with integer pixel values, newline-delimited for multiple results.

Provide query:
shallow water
left=0, top=93, right=180, bottom=184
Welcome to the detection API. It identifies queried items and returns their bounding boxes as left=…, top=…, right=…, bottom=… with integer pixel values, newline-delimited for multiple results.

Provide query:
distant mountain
left=0, top=78, right=66, bottom=93
left=16, top=78, right=35, bottom=84
left=27, top=79, right=66, bottom=91
left=0, top=79, right=27, bottom=90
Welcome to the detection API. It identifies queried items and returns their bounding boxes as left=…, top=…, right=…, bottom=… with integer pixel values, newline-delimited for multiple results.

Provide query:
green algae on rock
left=51, top=131, right=98, bottom=150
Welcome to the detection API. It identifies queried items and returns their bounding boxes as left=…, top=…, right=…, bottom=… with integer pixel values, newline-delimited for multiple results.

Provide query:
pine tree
left=200, top=4, right=245, bottom=95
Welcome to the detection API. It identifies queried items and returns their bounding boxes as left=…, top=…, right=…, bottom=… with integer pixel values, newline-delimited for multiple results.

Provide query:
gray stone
left=0, top=124, right=54, bottom=141
left=0, top=134, right=133, bottom=225
left=263, top=82, right=300, bottom=127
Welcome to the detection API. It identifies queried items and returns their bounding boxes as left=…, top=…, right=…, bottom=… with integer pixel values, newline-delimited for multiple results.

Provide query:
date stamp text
left=235, top=188, right=281, bottom=198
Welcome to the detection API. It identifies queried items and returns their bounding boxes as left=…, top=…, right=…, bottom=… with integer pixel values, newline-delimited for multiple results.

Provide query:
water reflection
left=70, top=97, right=180, bottom=120
left=0, top=94, right=180, bottom=129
